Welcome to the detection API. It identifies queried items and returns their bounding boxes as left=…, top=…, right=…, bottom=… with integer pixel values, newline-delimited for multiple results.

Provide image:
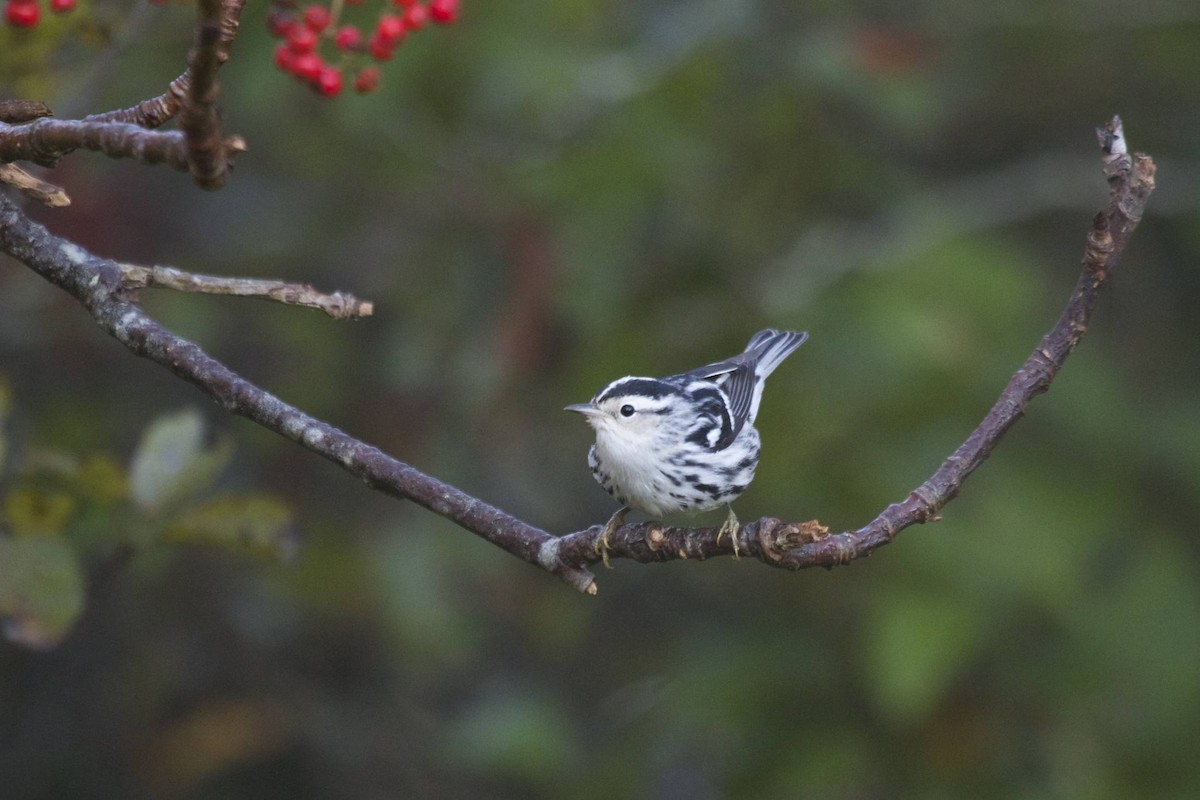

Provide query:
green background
left=3, top=1, right=1199, bottom=797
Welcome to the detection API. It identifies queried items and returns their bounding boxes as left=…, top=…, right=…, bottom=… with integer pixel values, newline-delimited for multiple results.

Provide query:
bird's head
left=565, top=377, right=683, bottom=446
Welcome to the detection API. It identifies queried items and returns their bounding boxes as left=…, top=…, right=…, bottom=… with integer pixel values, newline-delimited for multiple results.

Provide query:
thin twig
left=0, top=100, right=53, bottom=124
left=0, top=164, right=70, bottom=207
left=118, top=263, right=374, bottom=319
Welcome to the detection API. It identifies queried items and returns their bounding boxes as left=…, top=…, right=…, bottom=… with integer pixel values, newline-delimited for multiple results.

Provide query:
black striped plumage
left=568, top=330, right=807, bottom=520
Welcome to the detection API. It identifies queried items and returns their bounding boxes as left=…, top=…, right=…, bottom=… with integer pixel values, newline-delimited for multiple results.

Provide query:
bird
left=565, top=328, right=807, bottom=563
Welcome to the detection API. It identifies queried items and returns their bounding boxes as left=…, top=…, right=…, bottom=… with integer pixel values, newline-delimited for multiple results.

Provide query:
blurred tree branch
left=0, top=0, right=1156, bottom=597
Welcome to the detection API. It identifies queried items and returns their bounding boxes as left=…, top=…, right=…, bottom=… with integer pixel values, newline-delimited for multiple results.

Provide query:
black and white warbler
left=566, top=329, right=807, bottom=560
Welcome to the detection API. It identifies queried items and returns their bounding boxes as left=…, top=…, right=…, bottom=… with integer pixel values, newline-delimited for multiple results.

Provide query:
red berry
left=428, top=0, right=456, bottom=24
left=267, top=9, right=296, bottom=37
left=5, top=0, right=39, bottom=26
left=401, top=4, right=426, bottom=31
left=354, top=67, right=381, bottom=94
left=292, top=52, right=323, bottom=82
left=316, top=67, right=343, bottom=97
left=287, top=25, right=318, bottom=54
left=273, top=42, right=297, bottom=71
left=303, top=4, right=331, bottom=33
left=391, top=0, right=417, bottom=6
left=50, top=0, right=75, bottom=13
left=333, top=24, right=362, bottom=51
left=375, top=14, right=405, bottom=43
left=368, top=33, right=396, bottom=61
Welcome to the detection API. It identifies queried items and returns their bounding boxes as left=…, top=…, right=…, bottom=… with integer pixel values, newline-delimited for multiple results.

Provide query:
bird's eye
left=620, top=404, right=635, bottom=417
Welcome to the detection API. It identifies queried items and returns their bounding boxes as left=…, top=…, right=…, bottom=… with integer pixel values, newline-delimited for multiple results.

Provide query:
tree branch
left=179, top=0, right=231, bottom=189
left=0, top=194, right=596, bottom=593
left=82, top=0, right=246, bottom=130
left=0, top=117, right=246, bottom=171
left=0, top=164, right=70, bottom=207
left=0, top=117, right=1154, bottom=595
left=1, top=0, right=244, bottom=180
left=116, top=262, right=374, bottom=319
left=0, top=100, right=53, bottom=124
left=552, top=116, right=1156, bottom=571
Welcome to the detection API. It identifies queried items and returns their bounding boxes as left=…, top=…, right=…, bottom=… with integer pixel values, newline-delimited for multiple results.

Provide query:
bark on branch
left=0, top=0, right=244, bottom=187
left=179, top=0, right=232, bottom=189
left=0, top=164, right=70, bottom=207
left=0, top=117, right=1154, bottom=595
left=117, top=262, right=374, bottom=319
left=0, top=117, right=245, bottom=171
left=83, top=0, right=245, bottom=130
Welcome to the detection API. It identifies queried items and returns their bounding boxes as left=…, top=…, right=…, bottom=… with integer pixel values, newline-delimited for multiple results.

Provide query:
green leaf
left=3, top=486, right=78, bottom=536
left=129, top=410, right=232, bottom=513
left=0, top=535, right=85, bottom=650
left=164, top=495, right=296, bottom=561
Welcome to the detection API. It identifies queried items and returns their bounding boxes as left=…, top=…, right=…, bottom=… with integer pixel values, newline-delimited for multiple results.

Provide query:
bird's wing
left=688, top=355, right=756, bottom=449
left=684, top=330, right=808, bottom=448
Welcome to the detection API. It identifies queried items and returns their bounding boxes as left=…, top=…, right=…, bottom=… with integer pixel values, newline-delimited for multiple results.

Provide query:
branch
left=82, top=0, right=246, bottom=130
left=117, top=262, right=374, bottom=319
left=0, top=117, right=246, bottom=171
left=552, top=116, right=1156, bottom=571
left=179, top=0, right=232, bottom=189
left=0, top=164, right=70, bottom=207
left=0, top=100, right=53, bottom=124
left=0, top=194, right=596, bottom=593
left=1, top=0, right=244, bottom=181
left=0, top=117, right=1155, bottom=595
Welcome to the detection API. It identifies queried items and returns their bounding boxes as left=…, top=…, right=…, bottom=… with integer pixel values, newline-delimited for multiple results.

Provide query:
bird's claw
left=715, top=507, right=741, bottom=559
left=594, top=507, right=628, bottom=569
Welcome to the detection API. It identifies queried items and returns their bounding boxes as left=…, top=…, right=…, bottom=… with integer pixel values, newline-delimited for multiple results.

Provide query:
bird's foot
left=594, top=507, right=628, bottom=569
left=715, top=506, right=741, bottom=559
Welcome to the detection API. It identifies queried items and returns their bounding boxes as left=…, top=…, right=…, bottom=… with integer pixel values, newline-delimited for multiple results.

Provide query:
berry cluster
left=269, top=0, right=460, bottom=98
left=3, top=0, right=74, bottom=28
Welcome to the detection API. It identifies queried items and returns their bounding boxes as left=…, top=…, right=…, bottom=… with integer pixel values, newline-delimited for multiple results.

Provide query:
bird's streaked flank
left=567, top=329, right=807, bottom=564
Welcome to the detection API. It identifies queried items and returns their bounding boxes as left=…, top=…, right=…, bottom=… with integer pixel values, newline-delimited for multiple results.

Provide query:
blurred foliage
left=0, top=401, right=293, bottom=650
left=3, top=0, right=1200, bottom=798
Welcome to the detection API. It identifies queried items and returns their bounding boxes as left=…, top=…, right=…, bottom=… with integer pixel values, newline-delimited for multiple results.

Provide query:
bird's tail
left=746, top=329, right=808, bottom=380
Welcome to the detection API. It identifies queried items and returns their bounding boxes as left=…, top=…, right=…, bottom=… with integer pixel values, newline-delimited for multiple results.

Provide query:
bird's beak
left=564, top=403, right=602, bottom=417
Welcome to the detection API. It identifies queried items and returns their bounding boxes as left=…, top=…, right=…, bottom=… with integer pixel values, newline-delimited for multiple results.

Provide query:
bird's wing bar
left=688, top=354, right=756, bottom=449
left=684, top=330, right=808, bottom=448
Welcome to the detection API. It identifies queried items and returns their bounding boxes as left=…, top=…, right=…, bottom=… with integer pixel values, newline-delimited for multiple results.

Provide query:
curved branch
left=0, top=117, right=1154, bottom=595
left=552, top=116, right=1156, bottom=571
